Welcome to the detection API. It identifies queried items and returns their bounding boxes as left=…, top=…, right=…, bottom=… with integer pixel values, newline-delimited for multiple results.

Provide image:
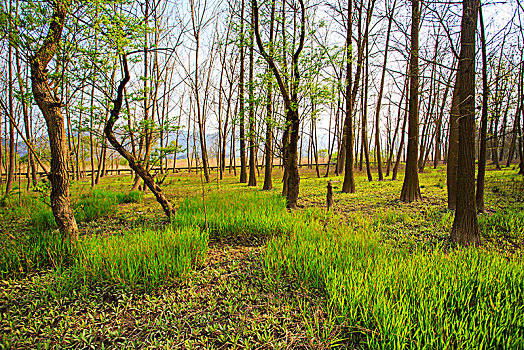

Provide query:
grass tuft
left=172, top=190, right=294, bottom=241
left=0, top=229, right=76, bottom=279
left=72, top=226, right=208, bottom=292
left=479, top=209, right=524, bottom=239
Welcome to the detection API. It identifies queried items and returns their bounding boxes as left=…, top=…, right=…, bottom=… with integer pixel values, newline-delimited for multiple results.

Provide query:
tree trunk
left=392, top=95, right=408, bottom=181
left=447, top=80, right=460, bottom=209
left=15, top=49, right=38, bottom=186
left=239, top=0, right=248, bottom=183
left=342, top=0, right=355, bottom=193
left=373, top=0, right=396, bottom=181
left=476, top=5, right=488, bottom=213
left=400, top=0, right=421, bottom=202
left=6, top=38, right=15, bottom=194
left=451, top=0, right=480, bottom=246
left=362, top=41, right=372, bottom=181
left=248, top=6, right=257, bottom=187
left=434, top=70, right=453, bottom=169
left=105, top=56, right=175, bottom=218
left=387, top=67, right=408, bottom=176
left=30, top=0, right=78, bottom=240
left=253, top=0, right=305, bottom=208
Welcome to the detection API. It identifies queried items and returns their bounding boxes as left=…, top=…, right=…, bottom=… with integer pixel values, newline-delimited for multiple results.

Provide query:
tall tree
left=262, top=0, right=276, bottom=191
left=476, top=3, right=488, bottom=213
left=341, top=0, right=355, bottom=193
left=190, top=0, right=211, bottom=183
left=105, top=56, right=176, bottom=218
left=239, top=0, right=248, bottom=183
left=450, top=0, right=480, bottom=246
left=253, top=0, right=305, bottom=208
left=248, top=3, right=257, bottom=187
left=342, top=0, right=375, bottom=193
left=400, top=0, right=421, bottom=202
left=373, top=0, right=397, bottom=181
left=5, top=23, right=14, bottom=194
left=447, top=80, right=460, bottom=209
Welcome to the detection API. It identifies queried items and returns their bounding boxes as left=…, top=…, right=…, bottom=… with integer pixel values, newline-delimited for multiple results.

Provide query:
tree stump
left=327, top=182, right=334, bottom=211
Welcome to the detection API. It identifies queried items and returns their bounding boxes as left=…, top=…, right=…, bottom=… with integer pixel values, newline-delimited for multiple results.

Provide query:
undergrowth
left=172, top=190, right=294, bottom=241
left=0, top=229, right=76, bottom=279
left=2, top=170, right=524, bottom=348
left=65, top=226, right=208, bottom=293
left=265, top=209, right=524, bottom=349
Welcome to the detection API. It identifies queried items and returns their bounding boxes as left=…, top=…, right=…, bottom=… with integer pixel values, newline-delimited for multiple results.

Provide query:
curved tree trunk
left=105, top=56, right=175, bottom=219
left=253, top=0, right=305, bottom=208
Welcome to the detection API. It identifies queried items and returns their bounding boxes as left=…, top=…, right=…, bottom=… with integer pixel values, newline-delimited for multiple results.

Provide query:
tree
left=476, top=3, right=488, bottom=213
left=373, top=0, right=397, bottom=181
left=450, top=0, right=480, bottom=246
left=400, top=0, right=421, bottom=202
left=253, top=0, right=305, bottom=208
left=239, top=0, right=248, bottom=183
left=341, top=0, right=355, bottom=193
left=248, top=2, right=257, bottom=187
left=105, top=56, right=176, bottom=218
left=30, top=0, right=78, bottom=240
left=262, top=0, right=276, bottom=191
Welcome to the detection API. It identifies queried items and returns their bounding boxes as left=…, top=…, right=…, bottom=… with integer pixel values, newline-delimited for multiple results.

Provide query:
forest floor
left=1, top=164, right=524, bottom=349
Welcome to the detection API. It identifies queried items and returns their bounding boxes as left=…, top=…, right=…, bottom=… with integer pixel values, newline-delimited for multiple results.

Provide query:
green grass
left=480, top=209, right=524, bottom=239
left=74, top=189, right=143, bottom=223
left=12, top=189, right=144, bottom=230
left=71, top=226, right=208, bottom=292
left=0, top=229, right=76, bottom=279
left=2, top=167, right=524, bottom=348
left=265, top=210, right=524, bottom=348
left=172, top=190, right=294, bottom=241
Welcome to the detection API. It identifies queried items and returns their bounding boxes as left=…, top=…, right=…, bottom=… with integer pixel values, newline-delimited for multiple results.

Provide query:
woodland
left=0, top=0, right=524, bottom=347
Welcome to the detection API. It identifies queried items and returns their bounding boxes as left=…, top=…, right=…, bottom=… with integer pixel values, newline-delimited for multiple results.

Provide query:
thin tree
left=239, top=0, right=248, bottom=183
left=106, top=56, right=176, bottom=218
left=262, top=0, right=276, bottom=190
left=476, top=3, right=488, bottom=213
left=248, top=3, right=257, bottom=187
left=373, top=0, right=397, bottom=181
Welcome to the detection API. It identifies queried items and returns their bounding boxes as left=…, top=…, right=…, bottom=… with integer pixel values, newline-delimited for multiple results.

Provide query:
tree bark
left=262, top=0, right=276, bottom=191
left=248, top=4, right=257, bottom=187
left=447, top=80, right=460, bottom=209
left=6, top=36, right=15, bottom=194
left=239, top=0, right=248, bottom=183
left=373, top=0, right=396, bottom=181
